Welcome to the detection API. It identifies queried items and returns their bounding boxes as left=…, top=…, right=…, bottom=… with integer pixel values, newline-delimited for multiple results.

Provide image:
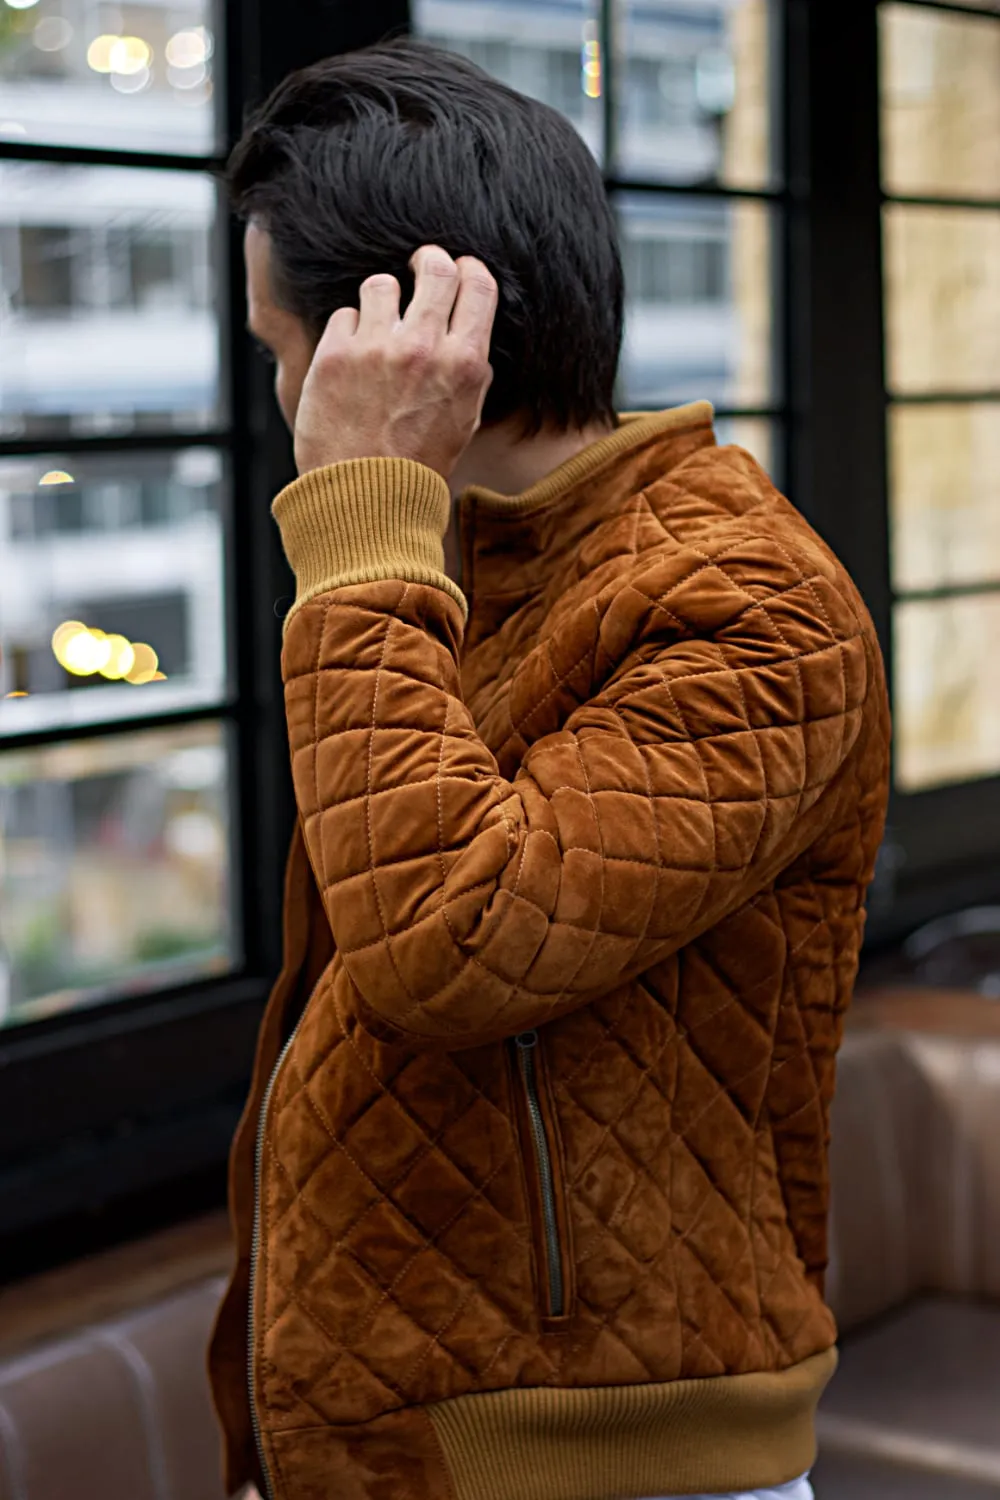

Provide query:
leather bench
left=0, top=1215, right=231, bottom=1500
left=814, top=990, right=1000, bottom=1498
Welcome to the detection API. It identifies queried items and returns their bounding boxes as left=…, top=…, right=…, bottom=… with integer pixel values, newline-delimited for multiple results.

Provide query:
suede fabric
left=209, top=405, right=890, bottom=1499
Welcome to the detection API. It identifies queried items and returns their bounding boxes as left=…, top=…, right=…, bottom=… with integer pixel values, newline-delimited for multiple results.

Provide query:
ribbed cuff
left=271, top=458, right=467, bottom=625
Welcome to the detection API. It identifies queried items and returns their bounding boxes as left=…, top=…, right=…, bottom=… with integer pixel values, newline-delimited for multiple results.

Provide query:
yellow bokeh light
left=4, top=691, right=29, bottom=699
left=165, top=26, right=210, bottom=68
left=86, top=33, right=118, bottom=72
left=61, top=628, right=112, bottom=676
left=582, top=39, right=601, bottom=99
left=39, top=469, right=74, bottom=486
left=51, top=620, right=86, bottom=660
left=98, top=634, right=136, bottom=680
left=53, top=620, right=159, bottom=683
left=125, top=642, right=159, bottom=683
left=109, top=35, right=151, bottom=74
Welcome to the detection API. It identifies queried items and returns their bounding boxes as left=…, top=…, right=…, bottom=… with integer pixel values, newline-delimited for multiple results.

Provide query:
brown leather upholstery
left=0, top=1277, right=228, bottom=1500
left=814, top=996, right=1000, bottom=1497
left=0, top=1219, right=234, bottom=1500
left=827, top=1016, right=1000, bottom=1326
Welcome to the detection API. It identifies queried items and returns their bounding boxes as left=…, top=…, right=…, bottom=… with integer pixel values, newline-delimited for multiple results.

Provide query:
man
left=209, top=38, right=890, bottom=1500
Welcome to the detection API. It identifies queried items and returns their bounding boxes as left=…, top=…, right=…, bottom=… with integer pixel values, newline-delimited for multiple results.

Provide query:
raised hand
left=292, top=245, right=497, bottom=479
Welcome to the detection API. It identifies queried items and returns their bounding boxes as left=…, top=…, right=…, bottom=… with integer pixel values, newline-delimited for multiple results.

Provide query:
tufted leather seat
left=814, top=989, right=1000, bottom=1498
left=1, top=990, right=998, bottom=1500
left=0, top=1217, right=232, bottom=1500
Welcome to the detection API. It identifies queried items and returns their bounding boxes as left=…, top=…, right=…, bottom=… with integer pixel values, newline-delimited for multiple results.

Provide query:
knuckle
left=453, top=347, right=487, bottom=383
left=396, top=336, right=434, bottom=368
left=315, top=350, right=345, bottom=381
left=423, top=252, right=458, bottom=280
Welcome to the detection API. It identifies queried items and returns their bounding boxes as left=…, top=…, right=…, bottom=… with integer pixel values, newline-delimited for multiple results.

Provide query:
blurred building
left=0, top=0, right=230, bottom=1020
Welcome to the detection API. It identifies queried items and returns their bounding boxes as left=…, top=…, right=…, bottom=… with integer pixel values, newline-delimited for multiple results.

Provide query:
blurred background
left=0, top=2, right=998, bottom=1498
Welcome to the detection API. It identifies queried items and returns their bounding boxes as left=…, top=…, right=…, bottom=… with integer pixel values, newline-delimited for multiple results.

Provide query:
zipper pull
left=515, top=1030, right=539, bottom=1050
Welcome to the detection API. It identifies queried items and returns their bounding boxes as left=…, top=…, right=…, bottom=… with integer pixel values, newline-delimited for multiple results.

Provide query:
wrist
left=272, top=457, right=466, bottom=625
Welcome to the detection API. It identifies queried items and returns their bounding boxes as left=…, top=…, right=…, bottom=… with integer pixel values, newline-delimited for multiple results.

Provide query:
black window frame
left=788, top=0, right=1000, bottom=945
left=0, top=0, right=373, bottom=1267
left=2, top=0, right=997, bottom=1270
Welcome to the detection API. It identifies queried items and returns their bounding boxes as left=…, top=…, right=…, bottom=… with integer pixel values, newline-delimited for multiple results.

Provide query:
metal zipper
left=514, top=1030, right=565, bottom=1318
left=247, top=1031, right=296, bottom=1500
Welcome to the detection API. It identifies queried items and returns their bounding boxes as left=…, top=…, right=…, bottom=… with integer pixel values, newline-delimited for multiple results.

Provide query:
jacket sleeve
left=764, top=674, right=891, bottom=1289
left=276, top=457, right=874, bottom=1049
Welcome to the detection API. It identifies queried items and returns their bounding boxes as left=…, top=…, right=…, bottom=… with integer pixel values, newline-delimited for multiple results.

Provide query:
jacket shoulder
left=598, top=441, right=877, bottom=655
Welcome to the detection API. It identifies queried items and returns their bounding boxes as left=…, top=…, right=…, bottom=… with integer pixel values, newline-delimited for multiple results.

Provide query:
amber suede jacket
left=209, top=403, right=891, bottom=1500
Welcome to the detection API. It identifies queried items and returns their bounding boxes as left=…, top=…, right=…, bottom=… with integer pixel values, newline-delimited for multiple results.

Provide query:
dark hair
left=228, top=37, right=623, bottom=435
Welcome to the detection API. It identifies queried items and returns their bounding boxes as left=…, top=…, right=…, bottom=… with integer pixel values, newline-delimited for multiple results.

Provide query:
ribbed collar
left=461, top=401, right=714, bottom=518
left=457, top=401, right=715, bottom=641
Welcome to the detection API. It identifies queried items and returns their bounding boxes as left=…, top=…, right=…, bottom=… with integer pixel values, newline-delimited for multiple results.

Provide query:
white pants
left=640, top=1475, right=814, bottom=1500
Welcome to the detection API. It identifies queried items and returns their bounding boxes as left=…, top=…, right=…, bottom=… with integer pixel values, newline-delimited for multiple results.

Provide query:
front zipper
left=247, top=1031, right=297, bottom=1500
left=514, top=1030, right=565, bottom=1318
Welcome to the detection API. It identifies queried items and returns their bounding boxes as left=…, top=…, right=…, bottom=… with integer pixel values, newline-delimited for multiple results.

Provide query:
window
left=0, top=7, right=234, bottom=1019
left=880, top=2, right=1000, bottom=793
left=0, top=0, right=217, bottom=154
left=0, top=0, right=301, bottom=1260
left=413, top=0, right=782, bottom=478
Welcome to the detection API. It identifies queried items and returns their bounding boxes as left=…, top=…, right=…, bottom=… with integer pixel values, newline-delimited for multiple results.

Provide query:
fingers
left=357, top=272, right=401, bottom=339
left=448, top=255, right=498, bottom=355
left=404, top=245, right=462, bottom=341
left=321, top=304, right=359, bottom=348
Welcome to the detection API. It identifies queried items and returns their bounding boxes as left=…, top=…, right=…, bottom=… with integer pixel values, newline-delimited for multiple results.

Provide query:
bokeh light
left=110, top=64, right=150, bottom=94
left=51, top=621, right=161, bottom=683
left=33, top=16, right=73, bottom=51
left=86, top=34, right=119, bottom=72
left=98, top=635, right=136, bottom=681
left=38, top=470, right=74, bottom=486
left=51, top=621, right=87, bottom=658
left=168, top=60, right=206, bottom=89
left=165, top=26, right=212, bottom=68
left=582, top=30, right=601, bottom=100
left=61, top=628, right=113, bottom=676
left=125, top=642, right=159, bottom=684
left=109, top=35, right=151, bottom=74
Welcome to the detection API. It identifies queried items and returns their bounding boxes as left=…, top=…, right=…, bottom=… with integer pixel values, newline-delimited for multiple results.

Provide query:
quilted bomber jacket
left=208, top=403, right=891, bottom=1500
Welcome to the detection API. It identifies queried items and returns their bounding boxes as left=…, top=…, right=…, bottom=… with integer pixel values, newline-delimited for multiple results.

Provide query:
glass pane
left=0, top=719, right=234, bottom=1026
left=881, top=4, right=1000, bottom=200
left=617, top=194, right=776, bottom=408
left=0, top=0, right=218, bottom=155
left=0, top=448, right=227, bottom=735
left=889, top=402, right=1000, bottom=592
left=715, top=416, right=777, bottom=484
left=616, top=0, right=775, bottom=188
left=412, top=0, right=602, bottom=160
left=883, top=205, right=1000, bottom=395
left=0, top=161, right=219, bottom=439
left=894, top=593, right=1000, bottom=791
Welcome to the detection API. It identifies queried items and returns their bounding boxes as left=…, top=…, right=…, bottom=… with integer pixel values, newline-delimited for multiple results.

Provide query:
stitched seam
left=267, top=1046, right=550, bottom=1394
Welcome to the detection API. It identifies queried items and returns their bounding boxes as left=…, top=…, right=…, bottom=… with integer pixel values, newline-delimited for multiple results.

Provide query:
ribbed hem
left=426, top=1348, right=836, bottom=1500
left=272, top=458, right=467, bottom=626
